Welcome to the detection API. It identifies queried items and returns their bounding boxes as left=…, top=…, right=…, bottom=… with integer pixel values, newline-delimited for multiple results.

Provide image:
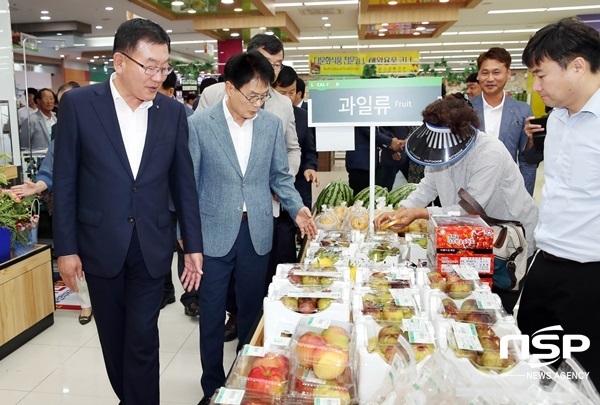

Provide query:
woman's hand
left=374, top=207, right=428, bottom=232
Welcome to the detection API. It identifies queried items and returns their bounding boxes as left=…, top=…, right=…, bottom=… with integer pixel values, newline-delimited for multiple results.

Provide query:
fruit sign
left=308, top=77, right=441, bottom=126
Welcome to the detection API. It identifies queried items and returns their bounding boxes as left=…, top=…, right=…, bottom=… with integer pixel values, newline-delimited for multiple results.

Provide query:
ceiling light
left=265, top=31, right=274, bottom=35
left=378, top=28, right=388, bottom=32
left=273, top=2, right=303, bottom=7
left=233, top=7, right=242, bottom=11
left=381, top=23, right=388, bottom=27
left=378, top=33, right=385, bottom=37
left=324, top=23, right=331, bottom=27
left=322, top=17, right=329, bottom=20
left=94, top=56, right=99, bottom=58
left=231, top=32, right=240, bottom=37
left=223, top=28, right=230, bottom=31
left=439, top=0, right=449, bottom=2
left=76, top=56, right=81, bottom=60
left=369, top=44, right=405, bottom=48
left=105, top=6, right=113, bottom=11
left=260, top=26, right=266, bottom=30
left=488, top=8, right=546, bottom=14
left=422, top=21, right=429, bottom=24
left=308, top=0, right=358, bottom=5
left=40, top=16, right=51, bottom=20
left=416, top=26, right=426, bottom=31
left=221, top=0, right=234, bottom=3
left=166, top=29, right=173, bottom=33
left=96, top=25, right=103, bottom=29
left=59, top=54, right=64, bottom=58
left=90, top=59, right=95, bottom=62
left=413, top=32, right=420, bottom=35
left=171, top=1, right=185, bottom=5
left=56, top=33, right=62, bottom=36
left=188, top=9, right=197, bottom=13
left=388, top=0, right=398, bottom=4
left=329, top=35, right=358, bottom=39
left=548, top=5, right=600, bottom=11
left=40, top=10, right=49, bottom=14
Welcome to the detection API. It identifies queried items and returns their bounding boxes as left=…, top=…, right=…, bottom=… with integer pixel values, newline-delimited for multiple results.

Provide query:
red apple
left=245, top=365, right=287, bottom=396
left=298, top=298, right=318, bottom=314
left=252, top=352, right=289, bottom=377
left=442, top=298, right=459, bottom=318
left=362, top=307, right=383, bottom=320
left=383, top=343, right=409, bottom=364
left=378, top=325, right=403, bottom=345
left=288, top=274, right=303, bottom=285
left=312, top=344, right=349, bottom=380
left=296, top=332, right=327, bottom=367
left=411, top=343, right=435, bottom=363
left=362, top=293, right=379, bottom=310
left=460, top=299, right=479, bottom=312
left=479, top=335, right=500, bottom=351
left=448, top=280, right=473, bottom=299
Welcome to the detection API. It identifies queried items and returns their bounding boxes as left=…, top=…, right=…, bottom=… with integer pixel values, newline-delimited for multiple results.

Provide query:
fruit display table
left=0, top=244, right=54, bottom=360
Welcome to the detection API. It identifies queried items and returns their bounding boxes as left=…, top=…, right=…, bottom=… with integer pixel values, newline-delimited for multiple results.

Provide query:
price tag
left=306, top=317, right=331, bottom=330
left=452, top=265, right=480, bottom=280
left=293, top=270, right=342, bottom=278
left=314, top=399, right=341, bottom=405
left=388, top=353, right=404, bottom=385
left=241, top=345, right=265, bottom=357
left=402, top=318, right=428, bottom=332
left=459, top=257, right=492, bottom=273
left=452, top=323, right=483, bottom=351
left=271, top=337, right=291, bottom=348
left=287, top=291, right=342, bottom=299
left=406, top=330, right=435, bottom=344
left=472, top=290, right=500, bottom=309
left=214, top=387, right=244, bottom=404
left=390, top=288, right=415, bottom=307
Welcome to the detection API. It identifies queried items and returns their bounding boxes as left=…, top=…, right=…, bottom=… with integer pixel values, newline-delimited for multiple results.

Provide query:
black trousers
left=347, top=169, right=370, bottom=195
left=163, top=214, right=198, bottom=306
left=517, top=250, right=600, bottom=391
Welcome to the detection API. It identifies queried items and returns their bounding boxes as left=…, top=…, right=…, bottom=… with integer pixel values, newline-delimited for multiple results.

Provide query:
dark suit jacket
left=345, top=126, right=394, bottom=171
left=293, top=106, right=318, bottom=208
left=53, top=81, right=203, bottom=279
left=379, top=126, right=410, bottom=168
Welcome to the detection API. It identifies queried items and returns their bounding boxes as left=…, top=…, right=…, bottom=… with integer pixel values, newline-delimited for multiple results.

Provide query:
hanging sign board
left=308, top=77, right=442, bottom=127
left=309, top=52, right=420, bottom=76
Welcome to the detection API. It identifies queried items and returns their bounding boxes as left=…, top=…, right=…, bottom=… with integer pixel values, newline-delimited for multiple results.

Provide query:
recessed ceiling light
left=381, top=23, right=389, bottom=27
left=59, top=54, right=64, bottom=58
left=440, top=0, right=449, bottom=2
left=221, top=0, right=234, bottom=3
left=378, top=33, right=385, bottom=36
left=56, top=33, right=62, bottom=36
left=40, top=16, right=51, bottom=20
left=416, top=26, right=425, bottom=31
left=96, top=25, right=103, bottom=29
left=422, top=21, right=429, bottom=24
left=188, top=9, right=197, bottom=13
left=324, top=23, right=331, bottom=27
left=322, top=16, right=329, bottom=20
left=379, top=28, right=388, bottom=32
left=40, top=10, right=49, bottom=14
left=413, top=32, right=421, bottom=35
left=231, top=32, right=240, bottom=37
left=223, top=28, right=230, bottom=31
left=265, top=31, right=274, bottom=35
left=388, top=0, right=397, bottom=4
left=94, top=56, right=99, bottom=58
left=76, top=56, right=81, bottom=60
left=171, top=1, right=184, bottom=5
left=105, top=6, right=113, bottom=11
left=234, top=7, right=242, bottom=11
left=259, top=26, right=266, bottom=30
left=166, top=29, right=173, bottom=33
left=90, top=59, right=95, bottom=62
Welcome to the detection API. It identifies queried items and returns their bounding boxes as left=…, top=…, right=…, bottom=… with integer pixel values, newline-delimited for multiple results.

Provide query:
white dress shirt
left=109, top=73, right=152, bottom=179
left=223, top=97, right=255, bottom=212
left=534, top=87, right=600, bottom=262
left=482, top=92, right=505, bottom=139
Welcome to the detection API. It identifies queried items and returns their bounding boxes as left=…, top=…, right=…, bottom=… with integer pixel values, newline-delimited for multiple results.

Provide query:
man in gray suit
left=196, top=34, right=300, bottom=175
left=19, top=88, right=56, bottom=150
left=188, top=50, right=317, bottom=404
left=470, top=47, right=538, bottom=195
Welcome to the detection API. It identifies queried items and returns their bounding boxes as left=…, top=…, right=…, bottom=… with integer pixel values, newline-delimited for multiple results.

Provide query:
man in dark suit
left=53, top=19, right=203, bottom=405
left=294, top=77, right=308, bottom=110
left=378, top=126, right=411, bottom=191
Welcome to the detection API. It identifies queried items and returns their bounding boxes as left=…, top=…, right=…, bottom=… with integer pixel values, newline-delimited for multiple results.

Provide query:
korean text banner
left=308, top=77, right=442, bottom=126
left=309, top=52, right=420, bottom=76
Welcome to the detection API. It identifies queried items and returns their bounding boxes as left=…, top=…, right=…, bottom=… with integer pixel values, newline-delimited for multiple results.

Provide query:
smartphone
left=529, top=116, right=548, bottom=152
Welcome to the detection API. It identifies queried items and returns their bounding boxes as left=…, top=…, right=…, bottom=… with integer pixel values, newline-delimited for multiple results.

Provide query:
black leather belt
left=241, top=212, right=248, bottom=221
left=542, top=250, right=575, bottom=263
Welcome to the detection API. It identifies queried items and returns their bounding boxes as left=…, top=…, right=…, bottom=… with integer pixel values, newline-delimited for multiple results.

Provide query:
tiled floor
left=0, top=157, right=544, bottom=405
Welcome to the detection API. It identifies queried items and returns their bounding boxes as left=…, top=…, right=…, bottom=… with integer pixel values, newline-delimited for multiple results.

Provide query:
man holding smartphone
left=517, top=18, right=600, bottom=390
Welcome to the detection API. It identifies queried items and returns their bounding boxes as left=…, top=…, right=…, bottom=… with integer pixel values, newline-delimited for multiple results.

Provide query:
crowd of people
left=10, top=15, right=599, bottom=405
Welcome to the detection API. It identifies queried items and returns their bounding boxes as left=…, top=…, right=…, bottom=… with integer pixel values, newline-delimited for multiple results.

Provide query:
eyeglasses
left=121, top=53, right=173, bottom=76
left=234, top=85, right=271, bottom=105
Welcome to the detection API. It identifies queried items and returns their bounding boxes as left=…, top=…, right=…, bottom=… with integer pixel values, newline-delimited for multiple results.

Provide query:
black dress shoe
left=78, top=309, right=93, bottom=325
left=224, top=313, right=238, bottom=342
left=198, top=396, right=211, bottom=405
left=160, top=295, right=176, bottom=309
left=184, top=302, right=200, bottom=317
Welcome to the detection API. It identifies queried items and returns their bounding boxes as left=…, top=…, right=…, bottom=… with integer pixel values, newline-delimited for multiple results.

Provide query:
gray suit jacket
left=470, top=94, right=537, bottom=195
left=196, top=82, right=301, bottom=176
left=188, top=103, right=304, bottom=257
left=19, top=109, right=54, bottom=150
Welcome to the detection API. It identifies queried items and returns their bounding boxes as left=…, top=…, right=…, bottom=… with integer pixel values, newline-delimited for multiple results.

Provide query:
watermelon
left=314, top=180, right=354, bottom=212
left=352, top=185, right=388, bottom=208
left=387, top=183, right=418, bottom=209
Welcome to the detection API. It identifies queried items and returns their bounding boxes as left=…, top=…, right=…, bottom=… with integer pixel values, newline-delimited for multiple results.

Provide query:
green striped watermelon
left=387, top=183, right=418, bottom=209
left=314, top=180, right=354, bottom=212
left=352, top=185, right=388, bottom=208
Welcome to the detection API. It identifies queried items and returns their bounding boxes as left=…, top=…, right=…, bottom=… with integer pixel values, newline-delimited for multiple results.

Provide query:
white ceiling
left=8, top=0, right=600, bottom=75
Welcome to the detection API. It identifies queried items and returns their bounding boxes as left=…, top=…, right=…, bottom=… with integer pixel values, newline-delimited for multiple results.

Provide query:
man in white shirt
left=469, top=48, right=538, bottom=195
left=517, top=18, right=600, bottom=391
left=17, top=87, right=38, bottom=126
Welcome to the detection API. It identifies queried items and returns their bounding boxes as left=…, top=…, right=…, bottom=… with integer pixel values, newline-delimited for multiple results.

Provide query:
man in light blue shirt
left=517, top=18, right=600, bottom=391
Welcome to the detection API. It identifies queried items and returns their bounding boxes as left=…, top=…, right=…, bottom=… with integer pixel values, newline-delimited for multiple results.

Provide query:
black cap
left=405, top=122, right=477, bottom=166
